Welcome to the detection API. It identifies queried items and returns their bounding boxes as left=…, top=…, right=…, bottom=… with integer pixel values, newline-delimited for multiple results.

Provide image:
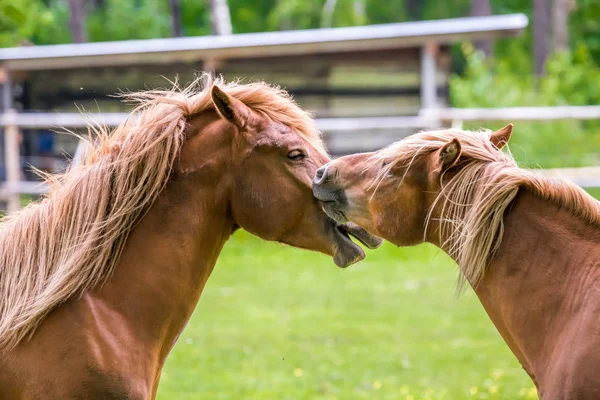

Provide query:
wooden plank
left=0, top=112, right=131, bottom=128
left=425, top=106, right=600, bottom=121
left=0, top=181, right=48, bottom=196
left=317, top=115, right=439, bottom=131
left=326, top=128, right=416, bottom=154
left=3, top=106, right=600, bottom=129
left=23, top=48, right=450, bottom=108
left=0, top=112, right=439, bottom=130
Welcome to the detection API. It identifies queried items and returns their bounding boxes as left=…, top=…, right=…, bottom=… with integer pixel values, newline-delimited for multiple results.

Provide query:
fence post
left=1, top=68, right=21, bottom=212
left=4, top=109, right=20, bottom=213
left=451, top=119, right=464, bottom=129
left=420, top=42, right=438, bottom=110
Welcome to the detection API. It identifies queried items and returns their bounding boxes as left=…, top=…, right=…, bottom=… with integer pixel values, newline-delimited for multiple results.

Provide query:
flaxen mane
left=377, top=128, right=600, bottom=292
left=0, top=74, right=322, bottom=351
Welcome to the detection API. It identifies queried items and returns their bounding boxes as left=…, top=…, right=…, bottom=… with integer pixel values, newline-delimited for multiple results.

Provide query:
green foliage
left=327, top=0, right=368, bottom=27
left=179, top=0, right=211, bottom=36
left=0, top=0, right=58, bottom=47
left=33, top=0, right=71, bottom=45
left=87, top=0, right=171, bottom=42
left=265, top=0, right=323, bottom=31
left=364, top=0, right=407, bottom=25
left=231, top=0, right=275, bottom=33
left=570, top=0, right=600, bottom=65
left=420, top=0, right=470, bottom=21
left=451, top=43, right=600, bottom=108
left=543, top=45, right=600, bottom=106
left=450, top=43, right=600, bottom=168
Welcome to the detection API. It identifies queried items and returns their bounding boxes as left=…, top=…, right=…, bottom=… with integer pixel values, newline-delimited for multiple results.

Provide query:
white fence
left=2, top=105, right=600, bottom=212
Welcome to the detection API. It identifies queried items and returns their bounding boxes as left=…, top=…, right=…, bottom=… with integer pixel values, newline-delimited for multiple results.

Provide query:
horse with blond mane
left=313, top=124, right=600, bottom=399
left=0, top=75, right=380, bottom=399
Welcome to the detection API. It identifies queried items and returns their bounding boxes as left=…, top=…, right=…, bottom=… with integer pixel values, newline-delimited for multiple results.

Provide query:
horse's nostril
left=314, top=165, right=329, bottom=185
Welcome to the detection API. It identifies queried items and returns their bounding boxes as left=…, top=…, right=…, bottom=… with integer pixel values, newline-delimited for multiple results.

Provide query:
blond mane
left=379, top=128, right=600, bottom=292
left=0, top=74, right=322, bottom=351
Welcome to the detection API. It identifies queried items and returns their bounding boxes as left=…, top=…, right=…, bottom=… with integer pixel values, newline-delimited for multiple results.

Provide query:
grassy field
left=156, top=231, right=537, bottom=400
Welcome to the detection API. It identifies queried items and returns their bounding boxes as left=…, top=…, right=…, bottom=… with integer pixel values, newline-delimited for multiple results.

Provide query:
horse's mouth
left=331, top=221, right=383, bottom=268
left=341, top=222, right=382, bottom=249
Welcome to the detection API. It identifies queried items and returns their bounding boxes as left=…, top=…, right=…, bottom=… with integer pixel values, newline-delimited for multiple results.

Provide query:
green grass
left=157, top=232, right=537, bottom=400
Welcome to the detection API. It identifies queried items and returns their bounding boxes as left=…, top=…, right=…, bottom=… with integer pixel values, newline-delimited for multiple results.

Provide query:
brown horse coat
left=0, top=76, right=378, bottom=399
left=313, top=124, right=600, bottom=399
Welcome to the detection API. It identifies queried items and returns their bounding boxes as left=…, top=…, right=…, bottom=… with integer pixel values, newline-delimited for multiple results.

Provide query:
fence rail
left=2, top=105, right=600, bottom=211
left=0, top=112, right=439, bottom=130
left=3, top=105, right=600, bottom=129
left=420, top=105, right=600, bottom=122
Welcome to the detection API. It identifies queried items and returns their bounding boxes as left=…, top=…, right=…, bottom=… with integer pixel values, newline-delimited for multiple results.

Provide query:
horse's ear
left=211, top=85, right=254, bottom=129
left=438, top=138, right=462, bottom=170
left=490, top=123, right=513, bottom=149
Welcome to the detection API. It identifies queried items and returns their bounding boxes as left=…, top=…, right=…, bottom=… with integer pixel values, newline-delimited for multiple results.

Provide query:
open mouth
left=331, top=220, right=383, bottom=268
left=314, top=190, right=383, bottom=267
left=340, top=222, right=382, bottom=249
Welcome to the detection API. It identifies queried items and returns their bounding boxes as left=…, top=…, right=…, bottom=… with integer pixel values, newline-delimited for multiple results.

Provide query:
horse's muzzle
left=313, top=163, right=345, bottom=202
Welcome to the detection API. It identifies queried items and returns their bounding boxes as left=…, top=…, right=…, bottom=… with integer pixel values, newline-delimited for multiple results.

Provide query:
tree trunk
left=90, top=0, right=105, bottom=9
left=208, top=0, right=232, bottom=36
left=405, top=0, right=422, bottom=21
left=533, top=0, right=550, bottom=76
left=470, top=0, right=492, bottom=57
left=170, top=0, right=183, bottom=37
left=67, top=0, right=87, bottom=43
left=321, top=0, right=338, bottom=28
left=353, top=0, right=366, bottom=24
left=552, top=0, right=574, bottom=52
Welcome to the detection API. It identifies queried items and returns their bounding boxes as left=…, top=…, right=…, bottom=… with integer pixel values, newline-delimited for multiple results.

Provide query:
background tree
left=470, top=0, right=492, bottom=57
left=405, top=0, right=423, bottom=20
left=321, top=0, right=337, bottom=28
left=569, top=0, right=600, bottom=64
left=208, top=0, right=232, bottom=35
left=553, top=0, right=575, bottom=52
left=170, top=0, right=183, bottom=37
left=533, top=0, right=550, bottom=75
left=67, top=0, right=86, bottom=43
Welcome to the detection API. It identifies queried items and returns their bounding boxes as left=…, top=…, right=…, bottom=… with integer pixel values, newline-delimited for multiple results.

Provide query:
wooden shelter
left=0, top=14, right=527, bottom=210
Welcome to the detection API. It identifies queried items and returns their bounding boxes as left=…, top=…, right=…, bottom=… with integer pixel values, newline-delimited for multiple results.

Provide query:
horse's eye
left=287, top=150, right=305, bottom=161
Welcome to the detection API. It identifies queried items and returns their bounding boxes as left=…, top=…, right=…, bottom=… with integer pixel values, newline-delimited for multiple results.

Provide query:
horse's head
left=180, top=83, right=381, bottom=267
left=312, top=125, right=514, bottom=247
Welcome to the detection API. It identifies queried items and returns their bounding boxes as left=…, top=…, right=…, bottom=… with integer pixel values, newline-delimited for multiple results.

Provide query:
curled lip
left=339, top=222, right=383, bottom=250
left=326, top=209, right=383, bottom=268
left=312, top=185, right=383, bottom=267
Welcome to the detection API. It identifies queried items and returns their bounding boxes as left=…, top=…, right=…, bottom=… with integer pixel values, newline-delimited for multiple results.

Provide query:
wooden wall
left=14, top=46, right=450, bottom=164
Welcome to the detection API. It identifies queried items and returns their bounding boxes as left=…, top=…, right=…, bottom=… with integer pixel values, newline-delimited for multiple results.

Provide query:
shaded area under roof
left=0, top=14, right=528, bottom=71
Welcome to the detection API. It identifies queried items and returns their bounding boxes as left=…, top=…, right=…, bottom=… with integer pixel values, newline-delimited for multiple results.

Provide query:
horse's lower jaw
left=333, top=225, right=366, bottom=268
left=332, top=223, right=383, bottom=267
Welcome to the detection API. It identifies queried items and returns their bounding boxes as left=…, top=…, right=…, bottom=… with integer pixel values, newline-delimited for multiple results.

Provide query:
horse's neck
left=86, top=171, right=233, bottom=366
left=470, top=190, right=600, bottom=380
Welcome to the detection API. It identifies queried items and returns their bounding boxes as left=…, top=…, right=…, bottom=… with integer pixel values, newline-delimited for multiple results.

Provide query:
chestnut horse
left=0, top=75, right=380, bottom=399
left=313, top=124, right=600, bottom=399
